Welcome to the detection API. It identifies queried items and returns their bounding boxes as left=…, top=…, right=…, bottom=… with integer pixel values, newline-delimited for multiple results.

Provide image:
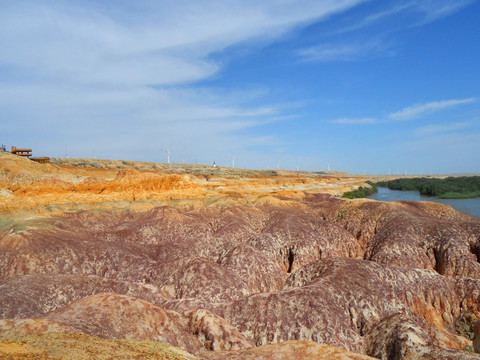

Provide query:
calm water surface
left=367, top=187, right=480, bottom=218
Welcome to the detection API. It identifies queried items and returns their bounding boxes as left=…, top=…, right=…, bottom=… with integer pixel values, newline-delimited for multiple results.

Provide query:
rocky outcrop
left=1, top=293, right=202, bottom=353
left=475, top=320, right=480, bottom=353
left=156, top=257, right=250, bottom=302
left=285, top=258, right=480, bottom=332
left=0, top=293, right=252, bottom=354
left=185, top=309, right=253, bottom=351
left=326, top=198, right=480, bottom=278
left=199, top=340, right=378, bottom=360
left=0, top=274, right=167, bottom=319
left=246, top=209, right=360, bottom=274
left=211, top=257, right=477, bottom=357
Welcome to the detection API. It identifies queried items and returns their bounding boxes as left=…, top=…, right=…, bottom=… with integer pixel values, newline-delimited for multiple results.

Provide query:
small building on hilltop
left=10, top=146, right=50, bottom=163
left=11, top=146, right=32, bottom=157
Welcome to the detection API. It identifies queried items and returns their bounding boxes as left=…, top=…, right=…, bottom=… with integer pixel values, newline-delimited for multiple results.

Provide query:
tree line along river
left=367, top=187, right=480, bottom=218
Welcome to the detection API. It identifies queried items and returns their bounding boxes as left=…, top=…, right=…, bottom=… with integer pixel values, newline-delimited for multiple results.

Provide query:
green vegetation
left=342, top=181, right=378, bottom=199
left=439, top=190, right=480, bottom=199
left=455, top=312, right=477, bottom=351
left=376, top=176, right=480, bottom=199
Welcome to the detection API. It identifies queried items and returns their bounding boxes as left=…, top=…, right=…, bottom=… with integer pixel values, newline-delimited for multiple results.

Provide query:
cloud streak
left=300, top=0, right=477, bottom=64
left=416, top=0, right=478, bottom=22
left=365, top=0, right=477, bottom=24
left=338, top=0, right=477, bottom=33
left=331, top=98, right=477, bottom=126
left=389, top=98, right=477, bottom=121
left=298, top=39, right=392, bottom=62
left=331, top=118, right=379, bottom=125
left=414, top=122, right=472, bottom=136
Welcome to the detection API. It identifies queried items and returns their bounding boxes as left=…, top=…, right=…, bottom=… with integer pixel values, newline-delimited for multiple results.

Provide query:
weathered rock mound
left=1, top=194, right=480, bottom=359
left=308, top=194, right=480, bottom=278
left=199, top=340, right=378, bottom=360
left=0, top=293, right=252, bottom=354
left=0, top=274, right=167, bottom=319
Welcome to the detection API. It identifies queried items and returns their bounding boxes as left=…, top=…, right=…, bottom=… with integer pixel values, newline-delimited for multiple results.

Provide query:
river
left=367, top=187, right=480, bottom=218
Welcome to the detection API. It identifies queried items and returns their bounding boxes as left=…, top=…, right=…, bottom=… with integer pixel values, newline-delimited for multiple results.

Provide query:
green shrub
left=343, top=181, right=378, bottom=199
left=456, top=312, right=476, bottom=340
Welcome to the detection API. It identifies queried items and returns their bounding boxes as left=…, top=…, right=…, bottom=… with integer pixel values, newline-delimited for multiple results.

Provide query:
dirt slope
left=0, top=333, right=198, bottom=360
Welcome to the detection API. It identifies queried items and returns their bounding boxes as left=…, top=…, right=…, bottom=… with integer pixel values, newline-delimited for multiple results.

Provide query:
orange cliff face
left=0, top=151, right=366, bottom=213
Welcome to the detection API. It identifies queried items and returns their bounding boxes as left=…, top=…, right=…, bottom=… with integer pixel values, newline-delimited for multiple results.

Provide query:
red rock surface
left=199, top=340, right=378, bottom=360
left=0, top=293, right=252, bottom=354
left=1, top=192, right=480, bottom=359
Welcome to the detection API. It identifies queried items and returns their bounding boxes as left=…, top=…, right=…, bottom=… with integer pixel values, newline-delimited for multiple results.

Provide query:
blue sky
left=1, top=0, right=479, bottom=174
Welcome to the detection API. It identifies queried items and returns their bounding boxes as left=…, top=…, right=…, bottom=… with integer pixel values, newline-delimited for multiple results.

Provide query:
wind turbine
left=161, top=148, right=171, bottom=164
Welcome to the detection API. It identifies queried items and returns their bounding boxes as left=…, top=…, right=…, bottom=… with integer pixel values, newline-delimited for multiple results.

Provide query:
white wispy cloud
left=389, top=98, right=477, bottom=121
left=0, top=1, right=368, bottom=87
left=333, top=0, right=476, bottom=35
left=364, top=2, right=415, bottom=23
left=331, top=118, right=379, bottom=125
left=0, top=0, right=368, bottom=165
left=331, top=98, right=477, bottom=126
left=298, top=39, right=392, bottom=62
left=365, top=0, right=476, bottom=24
left=314, top=0, right=477, bottom=61
left=416, top=0, right=478, bottom=22
left=413, top=122, right=472, bottom=136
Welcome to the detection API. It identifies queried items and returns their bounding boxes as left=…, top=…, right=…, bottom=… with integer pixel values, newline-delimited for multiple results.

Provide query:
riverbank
left=367, top=187, right=480, bottom=217
left=376, top=176, right=480, bottom=199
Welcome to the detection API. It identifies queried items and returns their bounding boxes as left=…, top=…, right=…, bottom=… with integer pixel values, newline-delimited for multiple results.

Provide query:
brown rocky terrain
left=0, top=332, right=198, bottom=360
left=199, top=340, right=379, bottom=360
left=0, top=151, right=363, bottom=213
left=1, top=151, right=480, bottom=359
